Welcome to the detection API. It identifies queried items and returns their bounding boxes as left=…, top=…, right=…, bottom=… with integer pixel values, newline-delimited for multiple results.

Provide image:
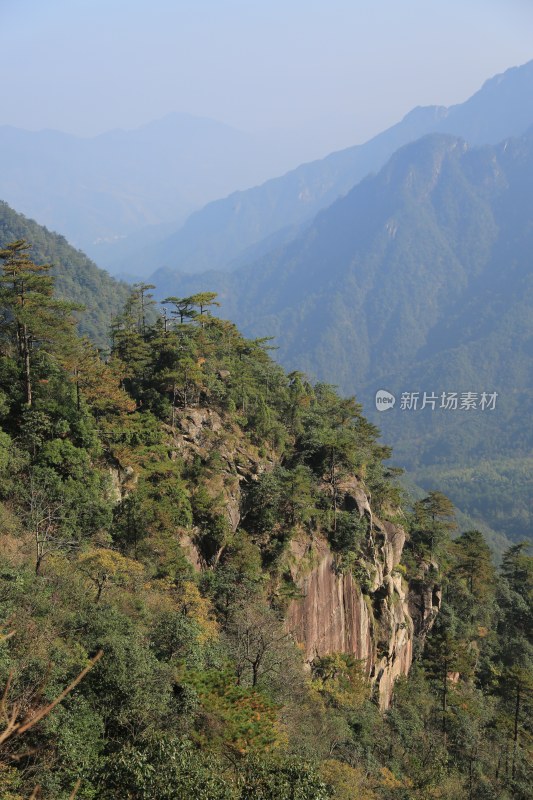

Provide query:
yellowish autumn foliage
left=320, top=759, right=377, bottom=800
left=0, top=765, right=23, bottom=800
left=379, top=766, right=412, bottom=790
left=144, top=577, right=218, bottom=643
left=77, top=547, right=144, bottom=600
left=176, top=580, right=218, bottom=643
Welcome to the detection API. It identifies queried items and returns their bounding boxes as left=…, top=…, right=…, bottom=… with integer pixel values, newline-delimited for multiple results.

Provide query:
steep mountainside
left=160, top=129, right=533, bottom=543
left=128, top=60, right=533, bottom=278
left=0, top=201, right=130, bottom=346
left=0, top=266, right=445, bottom=795
left=0, top=252, right=530, bottom=798
left=164, top=406, right=433, bottom=710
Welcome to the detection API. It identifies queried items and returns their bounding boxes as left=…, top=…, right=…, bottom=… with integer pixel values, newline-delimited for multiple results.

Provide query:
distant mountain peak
left=478, top=57, right=533, bottom=90
left=127, top=59, right=533, bottom=280
left=400, top=105, right=449, bottom=126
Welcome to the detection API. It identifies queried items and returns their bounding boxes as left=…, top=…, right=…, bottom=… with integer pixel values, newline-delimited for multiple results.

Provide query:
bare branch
left=68, top=778, right=82, bottom=799
left=0, top=650, right=103, bottom=746
left=16, top=650, right=103, bottom=736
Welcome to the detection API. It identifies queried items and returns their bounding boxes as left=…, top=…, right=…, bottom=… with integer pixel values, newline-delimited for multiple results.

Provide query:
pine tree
left=111, top=289, right=151, bottom=390
left=133, top=282, right=156, bottom=335
left=162, top=295, right=197, bottom=325
left=0, top=239, right=82, bottom=406
left=454, top=529, right=495, bottom=600
left=189, top=291, right=220, bottom=318
left=411, top=491, right=456, bottom=558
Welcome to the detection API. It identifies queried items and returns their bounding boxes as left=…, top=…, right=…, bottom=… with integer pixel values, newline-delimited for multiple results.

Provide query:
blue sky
left=1, top=0, right=532, bottom=153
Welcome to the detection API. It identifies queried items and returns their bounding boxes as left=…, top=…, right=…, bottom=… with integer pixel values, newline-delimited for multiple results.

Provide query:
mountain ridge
left=121, top=59, right=533, bottom=279
left=0, top=113, right=312, bottom=262
left=155, top=127, right=533, bottom=543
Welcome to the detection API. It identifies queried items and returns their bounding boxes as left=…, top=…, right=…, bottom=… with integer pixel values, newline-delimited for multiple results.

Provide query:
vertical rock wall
left=163, top=408, right=440, bottom=709
left=285, top=504, right=437, bottom=708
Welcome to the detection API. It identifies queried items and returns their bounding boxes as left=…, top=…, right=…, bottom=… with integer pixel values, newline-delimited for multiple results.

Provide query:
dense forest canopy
left=0, top=244, right=531, bottom=799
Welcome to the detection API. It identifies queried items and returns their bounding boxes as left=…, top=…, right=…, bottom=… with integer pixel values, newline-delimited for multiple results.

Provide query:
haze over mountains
left=119, top=60, right=533, bottom=279
left=1, top=58, right=533, bottom=549
left=197, top=131, right=533, bottom=397
left=0, top=113, right=319, bottom=266
left=2, top=61, right=533, bottom=281
left=146, top=61, right=533, bottom=546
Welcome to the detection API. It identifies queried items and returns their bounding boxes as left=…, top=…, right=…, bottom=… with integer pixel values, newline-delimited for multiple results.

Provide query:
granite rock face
left=160, top=408, right=439, bottom=707
left=285, top=486, right=438, bottom=709
left=286, top=537, right=375, bottom=665
left=172, top=407, right=268, bottom=537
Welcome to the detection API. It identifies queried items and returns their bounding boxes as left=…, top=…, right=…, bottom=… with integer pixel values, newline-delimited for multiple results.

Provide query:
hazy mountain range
left=116, top=59, right=533, bottom=279
left=2, top=61, right=532, bottom=281
left=2, top=58, right=533, bottom=548
left=156, top=124, right=533, bottom=545
left=0, top=113, right=320, bottom=265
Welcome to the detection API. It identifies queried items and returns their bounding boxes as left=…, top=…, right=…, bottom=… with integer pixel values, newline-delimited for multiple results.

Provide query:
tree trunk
left=442, top=658, right=448, bottom=749
left=512, top=680, right=520, bottom=780
left=95, top=577, right=107, bottom=603
left=20, top=322, right=32, bottom=406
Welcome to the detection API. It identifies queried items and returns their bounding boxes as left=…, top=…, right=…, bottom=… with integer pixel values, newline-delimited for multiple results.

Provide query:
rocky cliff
left=284, top=477, right=440, bottom=709
left=111, top=406, right=440, bottom=708
left=287, top=544, right=410, bottom=708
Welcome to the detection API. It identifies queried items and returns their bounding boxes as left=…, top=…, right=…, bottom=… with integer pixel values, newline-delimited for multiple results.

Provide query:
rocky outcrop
left=286, top=537, right=375, bottom=666
left=167, top=408, right=438, bottom=708
left=107, top=464, right=138, bottom=502
left=284, top=481, right=437, bottom=709
left=108, top=408, right=270, bottom=567
left=286, top=522, right=414, bottom=709
left=171, top=407, right=271, bottom=535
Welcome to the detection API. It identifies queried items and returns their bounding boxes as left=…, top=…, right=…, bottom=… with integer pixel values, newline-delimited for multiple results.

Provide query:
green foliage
left=0, top=241, right=530, bottom=798
left=0, top=239, right=82, bottom=406
left=191, top=485, right=231, bottom=564
left=99, top=735, right=236, bottom=800
left=408, top=490, right=457, bottom=562
left=0, top=202, right=131, bottom=347
left=239, top=755, right=330, bottom=800
left=328, top=511, right=368, bottom=558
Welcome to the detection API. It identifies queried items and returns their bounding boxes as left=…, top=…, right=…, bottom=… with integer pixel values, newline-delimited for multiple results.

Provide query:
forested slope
left=0, top=249, right=530, bottom=799
left=0, top=201, right=130, bottom=347
left=158, top=129, right=533, bottom=545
